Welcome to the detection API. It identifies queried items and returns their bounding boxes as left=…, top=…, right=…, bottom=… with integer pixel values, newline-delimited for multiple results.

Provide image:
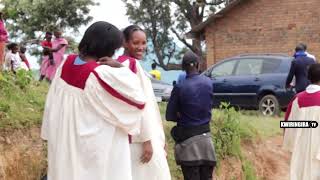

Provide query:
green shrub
left=211, top=102, right=241, bottom=160
left=15, top=70, right=33, bottom=89
left=242, top=159, right=257, bottom=180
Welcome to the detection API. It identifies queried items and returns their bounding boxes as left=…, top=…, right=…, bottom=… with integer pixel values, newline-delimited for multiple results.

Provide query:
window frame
left=209, top=59, right=239, bottom=78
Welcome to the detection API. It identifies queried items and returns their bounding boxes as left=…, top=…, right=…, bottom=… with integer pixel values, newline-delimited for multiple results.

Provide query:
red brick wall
left=205, top=0, right=320, bottom=67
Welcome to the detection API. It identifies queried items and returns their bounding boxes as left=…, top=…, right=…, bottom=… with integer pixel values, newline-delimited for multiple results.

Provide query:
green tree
left=124, top=0, right=234, bottom=70
left=1, top=0, right=96, bottom=42
left=124, top=0, right=182, bottom=70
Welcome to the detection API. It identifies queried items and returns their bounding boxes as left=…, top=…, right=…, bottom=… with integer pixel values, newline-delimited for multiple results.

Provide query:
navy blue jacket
left=286, top=55, right=316, bottom=93
left=166, top=73, right=213, bottom=127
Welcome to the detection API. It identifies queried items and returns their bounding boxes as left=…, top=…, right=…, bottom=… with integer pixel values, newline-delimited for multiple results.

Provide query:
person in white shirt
left=3, top=43, right=28, bottom=72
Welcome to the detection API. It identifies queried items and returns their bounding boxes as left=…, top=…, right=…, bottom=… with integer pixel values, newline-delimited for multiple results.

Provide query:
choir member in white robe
left=283, top=64, right=320, bottom=180
left=117, top=25, right=171, bottom=180
left=41, top=21, right=146, bottom=180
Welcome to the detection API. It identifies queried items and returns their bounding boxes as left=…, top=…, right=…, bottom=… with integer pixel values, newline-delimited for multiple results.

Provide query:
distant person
left=0, top=11, right=8, bottom=70
left=298, top=43, right=316, bottom=61
left=172, top=80, right=177, bottom=86
left=3, top=43, right=28, bottom=73
left=283, top=63, right=320, bottom=180
left=41, top=32, right=54, bottom=65
left=117, top=24, right=170, bottom=180
left=45, top=30, right=68, bottom=81
left=39, top=32, right=53, bottom=81
left=286, top=44, right=315, bottom=93
left=19, top=46, right=30, bottom=70
left=41, top=21, right=146, bottom=180
left=166, top=50, right=216, bottom=180
left=149, top=62, right=161, bottom=80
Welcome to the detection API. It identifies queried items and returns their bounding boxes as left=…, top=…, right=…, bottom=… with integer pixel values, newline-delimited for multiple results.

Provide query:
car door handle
left=254, top=77, right=260, bottom=81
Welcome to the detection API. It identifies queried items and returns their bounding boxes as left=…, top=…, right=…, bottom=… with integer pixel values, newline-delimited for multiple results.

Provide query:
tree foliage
left=123, top=0, right=234, bottom=70
left=1, top=0, right=96, bottom=42
left=124, top=0, right=182, bottom=70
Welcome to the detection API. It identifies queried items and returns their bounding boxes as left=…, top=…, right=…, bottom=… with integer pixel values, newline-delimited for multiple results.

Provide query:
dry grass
left=0, top=128, right=46, bottom=180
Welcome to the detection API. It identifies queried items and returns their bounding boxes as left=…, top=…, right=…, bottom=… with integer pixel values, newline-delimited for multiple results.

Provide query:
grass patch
left=0, top=78, right=282, bottom=179
left=242, top=159, right=258, bottom=180
left=160, top=102, right=281, bottom=179
left=0, top=71, right=48, bottom=129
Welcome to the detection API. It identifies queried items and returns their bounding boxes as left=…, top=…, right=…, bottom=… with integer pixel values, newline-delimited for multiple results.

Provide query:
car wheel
left=258, top=95, right=280, bottom=116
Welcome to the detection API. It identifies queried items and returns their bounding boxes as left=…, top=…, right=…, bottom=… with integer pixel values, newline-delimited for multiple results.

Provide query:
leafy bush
left=15, top=70, right=33, bottom=89
left=212, top=102, right=242, bottom=160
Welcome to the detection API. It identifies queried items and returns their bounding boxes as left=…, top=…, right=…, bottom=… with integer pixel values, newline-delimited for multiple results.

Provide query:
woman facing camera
left=117, top=25, right=171, bottom=180
left=41, top=21, right=146, bottom=180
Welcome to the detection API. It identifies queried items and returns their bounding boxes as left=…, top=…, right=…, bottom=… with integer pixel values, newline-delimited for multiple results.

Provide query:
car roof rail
left=236, top=53, right=290, bottom=57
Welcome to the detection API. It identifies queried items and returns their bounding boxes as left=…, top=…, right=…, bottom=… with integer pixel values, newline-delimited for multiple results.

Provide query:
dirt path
left=243, top=135, right=290, bottom=180
left=0, top=128, right=290, bottom=180
left=215, top=135, right=290, bottom=180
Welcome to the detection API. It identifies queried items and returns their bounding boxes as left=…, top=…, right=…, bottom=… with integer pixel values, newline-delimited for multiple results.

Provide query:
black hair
left=172, top=80, right=177, bottom=86
left=7, top=43, right=18, bottom=50
left=46, top=32, right=52, bottom=36
left=295, top=44, right=304, bottom=52
left=299, top=43, right=307, bottom=51
left=308, top=64, right=320, bottom=84
left=78, top=21, right=123, bottom=59
left=151, top=63, right=157, bottom=69
left=123, top=25, right=144, bottom=42
left=20, top=46, right=27, bottom=53
left=182, top=50, right=199, bottom=71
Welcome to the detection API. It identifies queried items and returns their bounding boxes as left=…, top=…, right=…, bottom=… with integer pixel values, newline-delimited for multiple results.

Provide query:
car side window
left=261, top=59, right=281, bottom=74
left=235, top=59, right=263, bottom=75
left=210, top=60, right=237, bottom=78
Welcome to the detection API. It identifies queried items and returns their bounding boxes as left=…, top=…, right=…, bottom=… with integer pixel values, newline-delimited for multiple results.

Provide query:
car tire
left=258, top=95, right=280, bottom=116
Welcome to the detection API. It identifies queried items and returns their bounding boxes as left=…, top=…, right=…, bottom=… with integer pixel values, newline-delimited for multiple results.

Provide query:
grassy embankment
left=0, top=71, right=282, bottom=180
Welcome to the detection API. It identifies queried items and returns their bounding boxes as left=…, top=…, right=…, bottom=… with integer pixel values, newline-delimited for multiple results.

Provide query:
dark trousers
left=181, top=165, right=214, bottom=180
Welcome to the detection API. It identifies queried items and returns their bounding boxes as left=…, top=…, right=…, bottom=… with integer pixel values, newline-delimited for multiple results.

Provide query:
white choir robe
left=118, top=55, right=171, bottom=180
left=41, top=54, right=146, bottom=180
left=283, top=84, right=320, bottom=180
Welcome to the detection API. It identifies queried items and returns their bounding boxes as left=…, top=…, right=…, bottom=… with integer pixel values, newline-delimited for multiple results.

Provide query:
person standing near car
left=166, top=50, right=216, bottom=180
left=286, top=44, right=315, bottom=93
left=149, top=62, right=162, bottom=80
left=298, top=43, right=316, bottom=62
left=283, top=63, right=320, bottom=180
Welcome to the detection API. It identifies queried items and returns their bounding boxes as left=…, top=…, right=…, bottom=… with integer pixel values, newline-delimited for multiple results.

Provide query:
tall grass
left=0, top=71, right=48, bottom=129
left=160, top=102, right=280, bottom=179
left=0, top=71, right=48, bottom=179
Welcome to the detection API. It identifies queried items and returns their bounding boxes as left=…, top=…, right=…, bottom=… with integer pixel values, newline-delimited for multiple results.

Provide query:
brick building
left=189, top=0, right=320, bottom=67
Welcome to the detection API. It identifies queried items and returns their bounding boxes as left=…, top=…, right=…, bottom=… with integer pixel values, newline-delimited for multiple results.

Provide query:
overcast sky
left=88, top=0, right=130, bottom=30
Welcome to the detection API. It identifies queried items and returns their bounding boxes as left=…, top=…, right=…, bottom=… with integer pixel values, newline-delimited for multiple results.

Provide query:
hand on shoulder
left=98, top=56, right=123, bottom=68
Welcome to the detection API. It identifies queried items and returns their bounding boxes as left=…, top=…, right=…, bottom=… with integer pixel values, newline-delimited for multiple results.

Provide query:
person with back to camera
left=286, top=44, right=315, bottom=93
left=283, top=63, right=320, bottom=180
left=41, top=21, right=146, bottom=180
left=166, top=50, right=216, bottom=180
